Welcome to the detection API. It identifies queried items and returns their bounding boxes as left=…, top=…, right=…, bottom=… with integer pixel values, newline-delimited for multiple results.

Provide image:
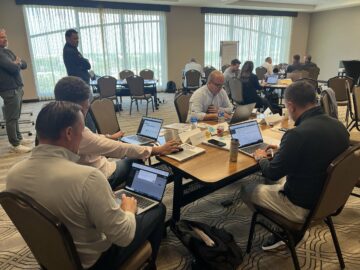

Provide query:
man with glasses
left=189, top=70, right=233, bottom=121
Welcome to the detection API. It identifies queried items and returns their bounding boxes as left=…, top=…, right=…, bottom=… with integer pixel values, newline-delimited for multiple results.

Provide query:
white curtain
left=205, top=13, right=292, bottom=69
left=23, top=5, right=167, bottom=100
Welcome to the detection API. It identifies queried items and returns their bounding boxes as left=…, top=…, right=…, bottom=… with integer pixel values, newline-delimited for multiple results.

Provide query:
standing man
left=63, top=28, right=96, bottom=132
left=262, top=57, right=273, bottom=75
left=223, top=59, right=241, bottom=96
left=0, top=28, right=32, bottom=153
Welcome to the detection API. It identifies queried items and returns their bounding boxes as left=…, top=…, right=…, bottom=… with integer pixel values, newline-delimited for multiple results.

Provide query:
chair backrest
left=203, top=66, right=216, bottom=82
left=185, top=69, right=201, bottom=87
left=97, top=76, right=117, bottom=98
left=328, top=76, right=354, bottom=102
left=310, top=145, right=360, bottom=222
left=119, top=69, right=135, bottom=80
left=127, top=75, right=145, bottom=97
left=139, top=69, right=154, bottom=80
left=287, top=70, right=309, bottom=81
left=229, top=78, right=243, bottom=104
left=221, top=64, right=230, bottom=73
left=174, top=93, right=192, bottom=123
left=90, top=98, right=121, bottom=135
left=307, top=66, right=320, bottom=80
left=352, top=85, right=360, bottom=123
left=320, top=91, right=332, bottom=117
left=255, top=66, right=267, bottom=80
left=296, top=78, right=319, bottom=93
left=345, top=80, right=354, bottom=118
left=0, top=190, right=83, bottom=270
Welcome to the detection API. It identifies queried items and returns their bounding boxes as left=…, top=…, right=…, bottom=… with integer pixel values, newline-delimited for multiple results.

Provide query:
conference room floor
left=0, top=93, right=359, bottom=269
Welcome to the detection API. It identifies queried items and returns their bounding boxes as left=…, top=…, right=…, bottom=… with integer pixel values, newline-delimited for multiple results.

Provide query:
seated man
left=286, top=54, right=303, bottom=73
left=242, top=81, right=349, bottom=250
left=6, top=101, right=165, bottom=269
left=262, top=57, right=273, bottom=75
left=223, top=59, right=241, bottom=96
left=303, top=54, right=318, bottom=69
left=54, top=76, right=180, bottom=189
left=189, top=70, right=233, bottom=121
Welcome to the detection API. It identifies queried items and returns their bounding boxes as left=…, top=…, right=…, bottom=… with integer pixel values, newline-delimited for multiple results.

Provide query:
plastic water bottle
left=218, top=108, right=225, bottom=123
left=190, top=111, right=198, bottom=129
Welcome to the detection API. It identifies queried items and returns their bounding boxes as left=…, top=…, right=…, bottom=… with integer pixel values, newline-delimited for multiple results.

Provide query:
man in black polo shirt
left=243, top=80, right=349, bottom=250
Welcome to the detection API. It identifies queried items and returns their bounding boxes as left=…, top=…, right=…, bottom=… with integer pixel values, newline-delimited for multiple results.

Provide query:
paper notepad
left=165, top=143, right=205, bottom=162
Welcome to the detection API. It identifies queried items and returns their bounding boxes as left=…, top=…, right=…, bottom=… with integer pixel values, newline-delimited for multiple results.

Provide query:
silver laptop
left=229, top=120, right=269, bottom=157
left=121, top=117, right=163, bottom=145
left=114, top=163, right=169, bottom=215
left=266, top=74, right=278, bottom=85
left=229, top=103, right=256, bottom=124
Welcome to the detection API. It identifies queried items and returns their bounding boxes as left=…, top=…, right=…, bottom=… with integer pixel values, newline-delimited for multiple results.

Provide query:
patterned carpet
left=0, top=93, right=359, bottom=270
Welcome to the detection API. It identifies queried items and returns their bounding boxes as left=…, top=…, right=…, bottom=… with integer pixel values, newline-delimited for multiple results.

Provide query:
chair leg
left=345, top=107, right=350, bottom=127
left=151, top=98, right=154, bottom=112
left=136, top=100, right=139, bottom=111
left=146, top=100, right=148, bottom=116
left=326, top=216, right=345, bottom=269
left=246, top=212, right=258, bottom=253
left=130, top=100, right=133, bottom=115
left=284, top=230, right=301, bottom=270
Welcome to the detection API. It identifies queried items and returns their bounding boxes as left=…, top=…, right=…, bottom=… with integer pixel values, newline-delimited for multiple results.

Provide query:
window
left=204, top=13, right=292, bottom=69
left=23, top=5, right=167, bottom=100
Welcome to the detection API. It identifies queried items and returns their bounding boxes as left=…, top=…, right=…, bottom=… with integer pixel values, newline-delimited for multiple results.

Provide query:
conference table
left=90, top=79, right=159, bottom=109
left=157, top=120, right=288, bottom=225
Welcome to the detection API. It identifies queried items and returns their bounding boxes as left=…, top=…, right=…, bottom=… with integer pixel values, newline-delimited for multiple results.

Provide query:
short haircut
left=65, top=29, right=78, bottom=38
left=231, top=59, right=241, bottom=65
left=36, top=101, right=82, bottom=141
left=54, top=76, right=90, bottom=103
left=273, top=67, right=279, bottom=73
left=208, top=70, right=223, bottom=83
left=284, top=80, right=317, bottom=107
left=265, top=57, right=271, bottom=62
left=293, top=54, right=300, bottom=61
left=306, top=55, right=312, bottom=61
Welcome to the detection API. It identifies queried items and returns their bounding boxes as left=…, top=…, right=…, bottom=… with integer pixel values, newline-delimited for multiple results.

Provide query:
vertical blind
left=204, top=13, right=292, bottom=69
left=23, top=5, right=167, bottom=100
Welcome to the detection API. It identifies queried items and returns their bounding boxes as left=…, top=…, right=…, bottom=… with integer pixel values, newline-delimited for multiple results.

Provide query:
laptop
left=121, top=117, right=163, bottom=145
left=229, top=120, right=269, bottom=157
left=229, top=103, right=256, bottom=124
left=266, top=74, right=278, bottom=85
left=114, top=163, right=169, bottom=214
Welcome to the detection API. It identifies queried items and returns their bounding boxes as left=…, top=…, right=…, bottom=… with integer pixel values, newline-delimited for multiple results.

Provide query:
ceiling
left=96, top=0, right=360, bottom=12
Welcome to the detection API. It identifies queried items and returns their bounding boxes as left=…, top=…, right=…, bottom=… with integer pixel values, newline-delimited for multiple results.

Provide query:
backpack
left=174, top=220, right=243, bottom=270
left=166, top=81, right=177, bottom=93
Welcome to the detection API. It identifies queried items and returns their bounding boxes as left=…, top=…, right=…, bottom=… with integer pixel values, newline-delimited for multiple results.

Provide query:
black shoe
left=261, top=234, right=285, bottom=251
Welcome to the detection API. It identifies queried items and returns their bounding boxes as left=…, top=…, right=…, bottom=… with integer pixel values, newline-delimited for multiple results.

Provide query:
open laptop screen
left=229, top=120, right=263, bottom=148
left=126, top=163, right=169, bottom=201
left=137, top=117, right=163, bottom=140
left=266, top=75, right=278, bottom=84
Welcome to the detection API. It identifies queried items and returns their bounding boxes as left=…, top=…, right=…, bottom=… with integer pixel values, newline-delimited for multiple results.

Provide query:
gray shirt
left=6, top=144, right=136, bottom=268
left=223, top=66, right=240, bottom=95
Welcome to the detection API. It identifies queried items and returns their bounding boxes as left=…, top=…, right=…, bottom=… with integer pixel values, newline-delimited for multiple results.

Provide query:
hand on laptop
left=152, top=140, right=181, bottom=155
left=120, top=194, right=137, bottom=214
left=107, top=130, right=125, bottom=140
left=265, top=144, right=279, bottom=152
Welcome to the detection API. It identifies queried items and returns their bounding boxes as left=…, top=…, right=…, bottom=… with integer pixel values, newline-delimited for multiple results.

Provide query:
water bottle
left=190, top=111, right=198, bottom=129
left=230, top=139, right=239, bottom=162
left=218, top=108, right=225, bottom=123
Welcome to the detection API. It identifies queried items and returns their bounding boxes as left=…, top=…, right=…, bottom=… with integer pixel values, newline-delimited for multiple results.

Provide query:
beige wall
left=289, top=12, right=310, bottom=63
left=307, top=6, right=360, bottom=80
left=1, top=0, right=309, bottom=99
left=1, top=0, right=37, bottom=100
left=166, top=6, right=204, bottom=88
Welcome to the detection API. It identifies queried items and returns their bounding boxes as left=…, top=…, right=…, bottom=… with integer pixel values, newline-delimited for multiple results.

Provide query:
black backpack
left=174, top=220, right=243, bottom=270
left=166, top=81, right=177, bottom=93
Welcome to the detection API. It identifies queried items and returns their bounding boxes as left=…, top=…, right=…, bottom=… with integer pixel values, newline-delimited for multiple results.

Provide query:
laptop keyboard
left=137, top=136, right=151, bottom=143
left=117, top=190, right=154, bottom=208
left=241, top=143, right=268, bottom=155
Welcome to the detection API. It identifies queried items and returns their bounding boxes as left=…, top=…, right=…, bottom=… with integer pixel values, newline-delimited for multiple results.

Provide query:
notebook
left=229, top=103, right=256, bottom=124
left=121, top=117, right=163, bottom=145
left=114, top=163, right=169, bottom=215
left=165, top=143, right=205, bottom=162
left=229, top=120, right=269, bottom=157
left=266, top=74, right=278, bottom=85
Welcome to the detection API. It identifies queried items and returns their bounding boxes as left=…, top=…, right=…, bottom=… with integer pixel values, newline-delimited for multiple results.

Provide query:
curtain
left=23, top=5, right=167, bottom=100
left=204, top=13, right=292, bottom=69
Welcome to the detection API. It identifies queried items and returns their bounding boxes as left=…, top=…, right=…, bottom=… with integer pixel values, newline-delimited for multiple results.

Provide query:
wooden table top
left=157, top=119, right=292, bottom=183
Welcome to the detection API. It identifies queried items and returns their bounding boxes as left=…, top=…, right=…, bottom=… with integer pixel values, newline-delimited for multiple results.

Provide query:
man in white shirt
left=262, top=57, right=273, bottom=75
left=6, top=101, right=165, bottom=269
left=54, top=76, right=180, bottom=189
left=189, top=70, right=233, bottom=121
left=223, top=59, right=241, bottom=96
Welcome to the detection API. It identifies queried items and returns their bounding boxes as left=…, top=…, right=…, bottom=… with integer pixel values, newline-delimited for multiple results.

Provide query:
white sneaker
left=20, top=138, right=33, bottom=145
left=10, top=144, right=32, bottom=154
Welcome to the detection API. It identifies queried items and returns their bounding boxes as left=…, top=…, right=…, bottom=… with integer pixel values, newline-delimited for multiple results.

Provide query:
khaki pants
left=242, top=176, right=309, bottom=223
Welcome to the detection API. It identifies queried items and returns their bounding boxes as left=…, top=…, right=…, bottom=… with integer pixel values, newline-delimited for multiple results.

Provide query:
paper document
left=178, top=128, right=202, bottom=143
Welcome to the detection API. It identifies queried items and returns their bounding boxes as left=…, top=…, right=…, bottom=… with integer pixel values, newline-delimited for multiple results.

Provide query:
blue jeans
left=108, top=159, right=140, bottom=190
left=0, top=88, right=24, bottom=146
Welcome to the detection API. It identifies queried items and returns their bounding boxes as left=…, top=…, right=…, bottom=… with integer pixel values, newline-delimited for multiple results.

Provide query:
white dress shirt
left=189, top=84, right=233, bottom=121
left=79, top=127, right=152, bottom=178
left=262, top=61, right=273, bottom=75
left=6, top=144, right=136, bottom=269
left=184, top=61, right=203, bottom=87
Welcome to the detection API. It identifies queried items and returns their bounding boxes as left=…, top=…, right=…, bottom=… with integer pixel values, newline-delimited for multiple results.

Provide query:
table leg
left=172, top=172, right=183, bottom=223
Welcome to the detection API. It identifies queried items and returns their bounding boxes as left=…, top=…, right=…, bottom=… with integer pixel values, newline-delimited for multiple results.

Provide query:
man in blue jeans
left=0, top=28, right=32, bottom=153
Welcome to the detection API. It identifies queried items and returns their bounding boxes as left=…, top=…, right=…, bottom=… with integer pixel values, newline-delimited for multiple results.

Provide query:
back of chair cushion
left=127, top=75, right=145, bottom=97
left=185, top=70, right=201, bottom=87
left=98, top=76, right=117, bottom=98
left=174, top=93, right=192, bottom=123
left=0, top=191, right=82, bottom=270
left=119, top=70, right=135, bottom=80
left=328, top=76, right=354, bottom=102
left=90, top=98, right=120, bottom=135
left=139, top=69, right=154, bottom=80
left=229, top=78, right=243, bottom=104
left=313, top=145, right=360, bottom=221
